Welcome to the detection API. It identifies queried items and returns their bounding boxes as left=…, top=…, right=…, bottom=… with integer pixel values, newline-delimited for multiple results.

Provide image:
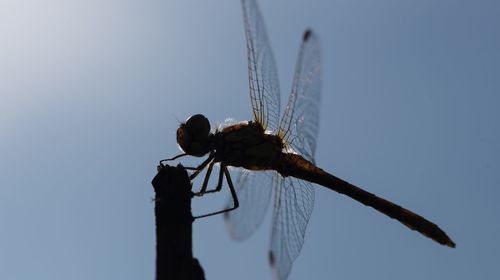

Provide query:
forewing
left=224, top=169, right=275, bottom=241
left=241, top=0, right=281, bottom=131
left=269, top=177, right=315, bottom=280
left=278, top=30, right=321, bottom=162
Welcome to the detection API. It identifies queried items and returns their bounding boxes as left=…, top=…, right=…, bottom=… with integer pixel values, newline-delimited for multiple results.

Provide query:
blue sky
left=1, top=0, right=499, bottom=279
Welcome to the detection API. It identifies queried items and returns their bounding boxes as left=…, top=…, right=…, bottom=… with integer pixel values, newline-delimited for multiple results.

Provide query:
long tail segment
left=276, top=154, right=456, bottom=248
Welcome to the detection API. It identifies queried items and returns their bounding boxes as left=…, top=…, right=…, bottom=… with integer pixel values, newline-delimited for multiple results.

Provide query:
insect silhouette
left=164, top=0, right=455, bottom=279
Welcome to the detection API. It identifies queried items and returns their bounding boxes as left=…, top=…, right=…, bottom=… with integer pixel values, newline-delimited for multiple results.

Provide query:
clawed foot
left=193, top=191, right=205, bottom=197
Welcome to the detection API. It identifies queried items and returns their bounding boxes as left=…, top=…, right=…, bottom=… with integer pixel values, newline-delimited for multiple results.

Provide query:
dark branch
left=151, top=164, right=205, bottom=280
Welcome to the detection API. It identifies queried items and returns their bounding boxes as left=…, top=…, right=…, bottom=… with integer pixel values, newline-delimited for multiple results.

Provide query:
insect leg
left=203, top=165, right=225, bottom=194
left=223, top=167, right=239, bottom=211
left=188, top=154, right=215, bottom=180
left=193, top=161, right=215, bottom=196
left=159, top=153, right=188, bottom=165
left=193, top=165, right=240, bottom=219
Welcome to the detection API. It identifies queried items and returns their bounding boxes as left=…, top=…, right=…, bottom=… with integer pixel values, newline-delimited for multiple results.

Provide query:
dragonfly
left=164, top=0, right=455, bottom=279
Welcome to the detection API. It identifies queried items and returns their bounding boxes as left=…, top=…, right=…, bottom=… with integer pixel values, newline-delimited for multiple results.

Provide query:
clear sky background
left=1, top=0, right=499, bottom=279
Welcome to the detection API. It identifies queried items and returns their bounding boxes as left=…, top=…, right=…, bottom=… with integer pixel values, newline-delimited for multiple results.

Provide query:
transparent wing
left=278, top=30, right=322, bottom=162
left=224, top=169, right=275, bottom=241
left=241, top=0, right=281, bottom=131
left=269, top=177, right=315, bottom=280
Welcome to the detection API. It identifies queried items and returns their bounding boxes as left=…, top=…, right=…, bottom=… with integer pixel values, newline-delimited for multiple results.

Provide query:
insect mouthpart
left=176, top=114, right=211, bottom=157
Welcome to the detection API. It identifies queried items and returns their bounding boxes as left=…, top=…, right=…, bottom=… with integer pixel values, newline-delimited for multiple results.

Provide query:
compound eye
left=176, top=114, right=211, bottom=157
left=185, top=114, right=210, bottom=139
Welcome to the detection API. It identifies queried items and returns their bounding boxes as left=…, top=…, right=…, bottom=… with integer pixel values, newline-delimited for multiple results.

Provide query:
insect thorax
left=213, top=121, right=284, bottom=170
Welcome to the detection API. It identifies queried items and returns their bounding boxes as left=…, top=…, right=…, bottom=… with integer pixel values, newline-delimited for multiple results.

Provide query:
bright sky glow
left=1, top=0, right=499, bottom=279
